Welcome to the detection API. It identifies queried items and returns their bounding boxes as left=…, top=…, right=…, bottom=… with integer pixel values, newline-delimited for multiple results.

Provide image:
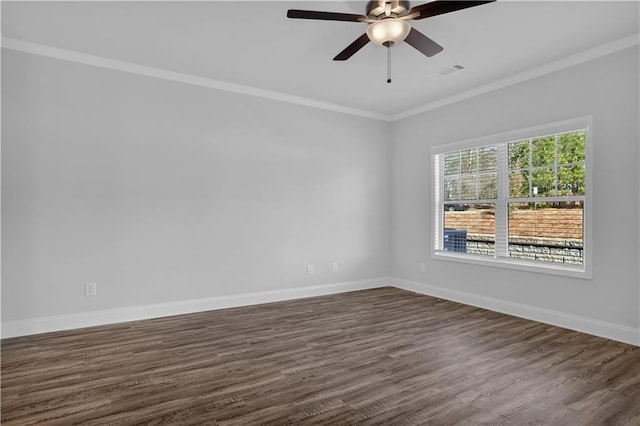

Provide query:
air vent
left=438, top=64, right=466, bottom=76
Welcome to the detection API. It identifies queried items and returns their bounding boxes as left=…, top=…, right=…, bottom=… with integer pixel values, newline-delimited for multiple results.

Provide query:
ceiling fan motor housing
left=366, top=1, right=411, bottom=18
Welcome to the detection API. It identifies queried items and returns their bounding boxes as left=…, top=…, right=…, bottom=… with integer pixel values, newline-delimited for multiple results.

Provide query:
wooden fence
left=444, top=208, right=583, bottom=239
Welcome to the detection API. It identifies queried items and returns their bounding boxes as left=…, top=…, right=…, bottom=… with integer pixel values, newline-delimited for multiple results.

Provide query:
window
left=432, top=117, right=592, bottom=278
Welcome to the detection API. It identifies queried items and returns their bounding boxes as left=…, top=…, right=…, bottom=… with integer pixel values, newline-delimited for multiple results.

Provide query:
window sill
left=432, top=251, right=592, bottom=280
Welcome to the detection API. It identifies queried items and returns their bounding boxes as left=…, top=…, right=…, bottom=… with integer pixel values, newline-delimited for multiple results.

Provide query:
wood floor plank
left=2, top=287, right=639, bottom=425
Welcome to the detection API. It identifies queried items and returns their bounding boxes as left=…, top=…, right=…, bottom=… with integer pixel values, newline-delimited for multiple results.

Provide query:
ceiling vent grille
left=438, top=64, right=466, bottom=75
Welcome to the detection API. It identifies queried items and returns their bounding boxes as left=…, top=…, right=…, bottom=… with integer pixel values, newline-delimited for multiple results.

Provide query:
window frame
left=431, top=116, right=593, bottom=279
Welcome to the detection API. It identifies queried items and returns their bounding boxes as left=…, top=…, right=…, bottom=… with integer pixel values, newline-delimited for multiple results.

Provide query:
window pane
left=444, top=204, right=495, bottom=256
left=478, top=146, right=497, bottom=171
left=532, top=136, right=555, bottom=167
left=444, top=176, right=460, bottom=200
left=479, top=172, right=497, bottom=199
left=508, top=140, right=530, bottom=169
left=444, top=152, right=460, bottom=176
left=460, top=149, right=478, bottom=174
left=460, top=175, right=478, bottom=199
left=558, top=165, right=585, bottom=196
left=509, top=170, right=530, bottom=197
left=436, top=124, right=588, bottom=274
left=508, top=202, right=583, bottom=265
left=532, top=167, right=555, bottom=196
left=558, top=131, right=585, bottom=165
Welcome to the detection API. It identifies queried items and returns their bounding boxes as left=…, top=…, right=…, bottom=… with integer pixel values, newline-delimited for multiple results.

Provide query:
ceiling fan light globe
left=366, top=19, right=411, bottom=46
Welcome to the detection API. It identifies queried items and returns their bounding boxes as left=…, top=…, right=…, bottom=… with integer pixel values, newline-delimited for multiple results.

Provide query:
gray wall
left=2, top=50, right=391, bottom=321
left=390, top=47, right=640, bottom=329
left=3, top=45, right=639, bottom=333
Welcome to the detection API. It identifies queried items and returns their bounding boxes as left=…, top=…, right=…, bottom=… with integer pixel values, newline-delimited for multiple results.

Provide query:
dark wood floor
left=2, top=287, right=639, bottom=425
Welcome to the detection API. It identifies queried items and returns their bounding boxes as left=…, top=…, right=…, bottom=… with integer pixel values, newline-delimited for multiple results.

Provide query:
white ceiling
left=2, top=1, right=639, bottom=116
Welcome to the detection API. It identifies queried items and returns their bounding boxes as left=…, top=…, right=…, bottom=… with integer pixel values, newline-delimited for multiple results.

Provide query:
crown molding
left=1, top=37, right=392, bottom=122
left=2, top=33, right=639, bottom=123
left=392, top=32, right=640, bottom=121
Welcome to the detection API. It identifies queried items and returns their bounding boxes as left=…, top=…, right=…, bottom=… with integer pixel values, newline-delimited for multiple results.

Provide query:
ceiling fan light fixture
left=366, top=18, right=411, bottom=46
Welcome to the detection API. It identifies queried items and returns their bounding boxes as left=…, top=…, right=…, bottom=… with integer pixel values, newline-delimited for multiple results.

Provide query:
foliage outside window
left=432, top=118, right=591, bottom=278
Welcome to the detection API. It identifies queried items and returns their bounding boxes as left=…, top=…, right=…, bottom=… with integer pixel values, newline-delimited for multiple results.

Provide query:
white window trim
left=431, top=116, right=593, bottom=279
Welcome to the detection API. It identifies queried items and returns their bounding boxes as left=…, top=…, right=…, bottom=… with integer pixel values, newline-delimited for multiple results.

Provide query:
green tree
left=557, top=132, right=585, bottom=196
left=508, top=131, right=585, bottom=199
left=508, top=140, right=530, bottom=197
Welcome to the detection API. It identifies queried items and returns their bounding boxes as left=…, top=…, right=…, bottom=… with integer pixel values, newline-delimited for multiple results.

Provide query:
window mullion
left=528, top=139, right=533, bottom=197
left=554, top=134, right=559, bottom=196
left=495, top=143, right=508, bottom=258
left=475, top=148, right=480, bottom=199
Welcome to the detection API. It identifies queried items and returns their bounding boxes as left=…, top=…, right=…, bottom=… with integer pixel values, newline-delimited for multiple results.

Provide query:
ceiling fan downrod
left=384, top=40, right=393, bottom=83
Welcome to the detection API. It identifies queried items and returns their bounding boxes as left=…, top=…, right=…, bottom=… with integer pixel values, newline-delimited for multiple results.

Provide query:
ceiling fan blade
left=287, top=9, right=367, bottom=22
left=333, top=33, right=370, bottom=61
left=404, top=28, right=444, bottom=57
left=409, top=1, right=495, bottom=20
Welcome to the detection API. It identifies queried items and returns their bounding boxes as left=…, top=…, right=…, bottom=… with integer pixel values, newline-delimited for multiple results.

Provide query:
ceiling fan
left=287, top=1, right=495, bottom=83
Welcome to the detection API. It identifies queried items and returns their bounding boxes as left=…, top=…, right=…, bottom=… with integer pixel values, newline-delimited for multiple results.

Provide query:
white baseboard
left=3, top=276, right=638, bottom=347
left=391, top=277, right=640, bottom=347
left=1, top=278, right=391, bottom=339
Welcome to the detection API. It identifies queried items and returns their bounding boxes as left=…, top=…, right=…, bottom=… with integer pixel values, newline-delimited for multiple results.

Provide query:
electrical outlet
left=85, top=282, right=97, bottom=296
left=331, top=262, right=338, bottom=272
left=307, top=264, right=314, bottom=274
left=420, top=262, right=426, bottom=273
